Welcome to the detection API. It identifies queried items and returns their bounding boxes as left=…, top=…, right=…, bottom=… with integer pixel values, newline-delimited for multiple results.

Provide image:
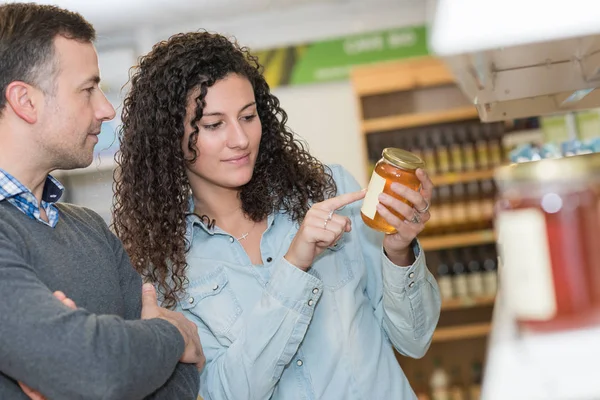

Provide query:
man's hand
left=141, top=283, right=205, bottom=370
left=18, top=291, right=77, bottom=400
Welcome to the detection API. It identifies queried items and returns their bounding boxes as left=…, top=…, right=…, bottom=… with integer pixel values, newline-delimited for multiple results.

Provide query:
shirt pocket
left=181, top=267, right=242, bottom=342
left=310, top=235, right=356, bottom=291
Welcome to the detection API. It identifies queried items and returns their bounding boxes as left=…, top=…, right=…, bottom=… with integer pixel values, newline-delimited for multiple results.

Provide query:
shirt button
left=296, top=360, right=303, bottom=366
left=188, top=297, right=195, bottom=304
left=308, top=299, right=314, bottom=306
left=409, top=272, right=415, bottom=279
left=408, top=282, right=415, bottom=288
left=312, top=288, right=319, bottom=294
left=212, top=284, right=219, bottom=291
left=229, top=237, right=234, bottom=243
left=266, top=257, right=273, bottom=263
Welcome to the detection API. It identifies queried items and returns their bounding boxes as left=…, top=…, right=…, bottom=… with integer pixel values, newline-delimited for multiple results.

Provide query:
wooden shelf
left=351, top=56, right=456, bottom=96
left=433, top=322, right=491, bottom=342
left=420, top=230, right=496, bottom=251
left=431, top=169, right=496, bottom=186
left=441, top=295, right=496, bottom=311
left=362, top=106, right=479, bottom=133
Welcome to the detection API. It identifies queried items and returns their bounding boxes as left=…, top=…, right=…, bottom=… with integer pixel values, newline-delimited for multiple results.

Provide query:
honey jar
left=361, top=148, right=425, bottom=234
left=494, top=153, right=600, bottom=333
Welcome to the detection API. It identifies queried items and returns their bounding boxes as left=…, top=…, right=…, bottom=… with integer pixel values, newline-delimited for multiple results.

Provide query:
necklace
left=235, top=221, right=256, bottom=241
left=236, top=232, right=249, bottom=241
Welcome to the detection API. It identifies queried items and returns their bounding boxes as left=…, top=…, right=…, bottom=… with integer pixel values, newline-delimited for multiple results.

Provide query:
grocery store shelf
left=431, top=169, right=496, bottom=186
left=362, top=106, right=479, bottom=133
left=441, top=295, right=496, bottom=311
left=420, top=230, right=496, bottom=251
left=433, top=322, right=491, bottom=342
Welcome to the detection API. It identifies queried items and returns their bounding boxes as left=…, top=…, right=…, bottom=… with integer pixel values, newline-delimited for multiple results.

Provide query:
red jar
left=494, top=153, right=600, bottom=333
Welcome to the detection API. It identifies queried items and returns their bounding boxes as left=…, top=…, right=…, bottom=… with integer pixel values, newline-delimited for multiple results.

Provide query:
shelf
left=420, top=230, right=496, bottom=251
left=430, top=169, right=495, bottom=186
left=441, top=295, right=496, bottom=311
left=362, top=106, right=479, bottom=133
left=433, top=322, right=491, bottom=342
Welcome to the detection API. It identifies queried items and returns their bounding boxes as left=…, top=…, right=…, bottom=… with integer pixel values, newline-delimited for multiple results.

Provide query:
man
left=0, top=3, right=204, bottom=399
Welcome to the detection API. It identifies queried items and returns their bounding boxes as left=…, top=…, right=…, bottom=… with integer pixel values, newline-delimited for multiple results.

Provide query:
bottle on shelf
left=421, top=134, right=437, bottom=176
left=481, top=245, right=498, bottom=297
left=451, top=183, right=468, bottom=232
left=458, top=126, right=477, bottom=171
left=471, top=125, right=490, bottom=170
left=450, top=250, right=469, bottom=299
left=465, top=247, right=485, bottom=298
left=436, top=251, right=455, bottom=301
left=484, top=123, right=503, bottom=167
left=433, top=129, right=451, bottom=175
left=430, top=358, right=450, bottom=400
left=448, top=129, right=464, bottom=173
left=449, top=366, right=466, bottom=400
left=409, top=133, right=425, bottom=167
left=486, top=122, right=505, bottom=167
left=464, top=180, right=483, bottom=231
left=479, top=180, right=496, bottom=228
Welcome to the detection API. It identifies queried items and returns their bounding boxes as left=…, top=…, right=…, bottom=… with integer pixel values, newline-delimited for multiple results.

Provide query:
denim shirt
left=177, top=165, right=441, bottom=400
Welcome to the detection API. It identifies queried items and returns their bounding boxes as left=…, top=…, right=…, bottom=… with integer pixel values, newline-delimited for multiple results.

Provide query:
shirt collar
left=184, top=195, right=278, bottom=243
left=0, top=169, right=64, bottom=203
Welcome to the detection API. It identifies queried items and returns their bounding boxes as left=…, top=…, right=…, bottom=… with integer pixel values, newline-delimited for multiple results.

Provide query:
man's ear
left=5, top=81, right=41, bottom=124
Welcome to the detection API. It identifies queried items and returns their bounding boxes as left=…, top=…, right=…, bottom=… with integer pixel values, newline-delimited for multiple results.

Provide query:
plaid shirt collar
left=0, top=169, right=64, bottom=227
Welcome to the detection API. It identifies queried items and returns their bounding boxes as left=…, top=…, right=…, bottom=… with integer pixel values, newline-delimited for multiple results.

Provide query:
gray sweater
left=0, top=202, right=199, bottom=399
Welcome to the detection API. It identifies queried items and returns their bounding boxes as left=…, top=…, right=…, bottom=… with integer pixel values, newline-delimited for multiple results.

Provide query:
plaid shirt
left=0, top=168, right=64, bottom=227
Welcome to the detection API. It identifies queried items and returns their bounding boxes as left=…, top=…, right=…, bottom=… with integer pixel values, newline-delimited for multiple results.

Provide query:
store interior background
left=34, top=0, right=600, bottom=398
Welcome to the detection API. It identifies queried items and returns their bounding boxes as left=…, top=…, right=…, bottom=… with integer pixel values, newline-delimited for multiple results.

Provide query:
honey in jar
left=494, top=153, right=600, bottom=333
left=361, top=148, right=425, bottom=234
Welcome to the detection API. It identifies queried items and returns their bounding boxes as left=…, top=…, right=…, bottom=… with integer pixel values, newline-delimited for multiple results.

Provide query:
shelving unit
left=420, top=230, right=496, bottom=251
left=441, top=295, right=496, bottom=311
left=433, top=322, right=492, bottom=342
left=351, top=56, right=502, bottom=394
left=362, top=106, right=479, bottom=133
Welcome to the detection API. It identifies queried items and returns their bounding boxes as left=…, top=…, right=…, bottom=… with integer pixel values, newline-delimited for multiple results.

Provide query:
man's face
left=37, top=36, right=115, bottom=170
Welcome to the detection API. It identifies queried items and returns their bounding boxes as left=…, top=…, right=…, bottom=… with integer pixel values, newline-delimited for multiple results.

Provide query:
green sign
left=254, top=25, right=428, bottom=88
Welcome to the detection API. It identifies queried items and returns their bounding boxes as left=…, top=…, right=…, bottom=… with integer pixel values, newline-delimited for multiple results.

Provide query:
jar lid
left=382, top=148, right=425, bottom=171
left=495, top=152, right=600, bottom=183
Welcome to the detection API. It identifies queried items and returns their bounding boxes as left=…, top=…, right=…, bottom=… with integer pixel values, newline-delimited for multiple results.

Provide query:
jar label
left=497, top=208, right=556, bottom=320
left=361, top=170, right=386, bottom=219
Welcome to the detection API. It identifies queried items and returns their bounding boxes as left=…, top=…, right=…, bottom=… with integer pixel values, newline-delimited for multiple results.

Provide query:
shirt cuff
left=381, top=239, right=426, bottom=297
left=266, top=257, right=324, bottom=316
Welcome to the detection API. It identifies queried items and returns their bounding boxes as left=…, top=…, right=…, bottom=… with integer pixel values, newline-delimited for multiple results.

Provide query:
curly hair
left=112, top=31, right=337, bottom=308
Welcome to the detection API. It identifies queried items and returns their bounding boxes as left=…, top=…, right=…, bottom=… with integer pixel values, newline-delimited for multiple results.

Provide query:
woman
left=113, top=31, right=441, bottom=400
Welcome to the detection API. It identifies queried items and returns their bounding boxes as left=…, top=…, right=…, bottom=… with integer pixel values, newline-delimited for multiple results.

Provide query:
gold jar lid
left=495, top=152, right=600, bottom=183
left=382, top=147, right=425, bottom=171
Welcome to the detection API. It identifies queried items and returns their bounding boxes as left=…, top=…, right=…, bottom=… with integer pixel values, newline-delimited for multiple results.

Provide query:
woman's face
left=182, top=73, right=262, bottom=192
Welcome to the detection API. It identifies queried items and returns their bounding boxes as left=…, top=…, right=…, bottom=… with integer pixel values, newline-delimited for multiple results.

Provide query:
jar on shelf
left=361, top=147, right=425, bottom=234
left=494, top=153, right=600, bottom=333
